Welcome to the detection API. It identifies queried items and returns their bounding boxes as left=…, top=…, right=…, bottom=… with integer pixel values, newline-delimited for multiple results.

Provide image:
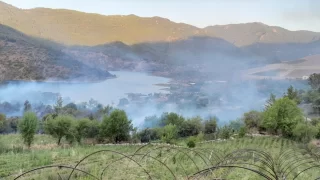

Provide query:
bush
left=161, top=124, right=178, bottom=144
left=186, top=137, right=196, bottom=148
left=238, top=127, right=247, bottom=138
left=293, top=122, right=317, bottom=142
left=18, top=112, right=38, bottom=148
left=219, top=126, right=232, bottom=139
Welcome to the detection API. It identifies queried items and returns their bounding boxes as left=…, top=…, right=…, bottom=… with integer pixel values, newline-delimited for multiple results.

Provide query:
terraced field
left=1, top=135, right=320, bottom=180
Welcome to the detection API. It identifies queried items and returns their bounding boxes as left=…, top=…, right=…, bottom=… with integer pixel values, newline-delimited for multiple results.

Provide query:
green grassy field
left=1, top=135, right=320, bottom=180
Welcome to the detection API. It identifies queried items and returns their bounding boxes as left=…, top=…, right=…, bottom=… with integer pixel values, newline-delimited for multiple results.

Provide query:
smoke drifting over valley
left=0, top=1, right=318, bottom=128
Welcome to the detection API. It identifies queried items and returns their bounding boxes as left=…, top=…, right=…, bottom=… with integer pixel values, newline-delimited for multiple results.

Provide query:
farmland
left=1, top=134, right=320, bottom=180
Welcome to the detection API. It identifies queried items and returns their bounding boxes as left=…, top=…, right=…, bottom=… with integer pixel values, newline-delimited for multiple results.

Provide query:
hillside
left=0, top=1, right=319, bottom=46
left=0, top=24, right=113, bottom=81
left=66, top=36, right=266, bottom=81
left=204, top=23, right=320, bottom=46
left=242, top=54, right=320, bottom=80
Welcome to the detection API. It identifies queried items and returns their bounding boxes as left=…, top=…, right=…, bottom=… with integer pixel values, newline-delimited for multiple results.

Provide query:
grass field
left=1, top=135, right=320, bottom=180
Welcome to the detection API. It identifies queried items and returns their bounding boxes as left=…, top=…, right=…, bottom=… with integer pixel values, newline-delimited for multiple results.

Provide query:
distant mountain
left=67, top=36, right=268, bottom=81
left=0, top=1, right=319, bottom=47
left=204, top=23, right=320, bottom=46
left=0, top=24, right=113, bottom=81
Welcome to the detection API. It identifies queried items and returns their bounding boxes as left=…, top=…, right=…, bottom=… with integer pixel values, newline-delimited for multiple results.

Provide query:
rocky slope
left=0, top=24, right=113, bottom=81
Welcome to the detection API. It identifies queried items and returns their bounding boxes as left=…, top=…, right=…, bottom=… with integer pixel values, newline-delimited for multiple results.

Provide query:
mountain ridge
left=0, top=1, right=319, bottom=46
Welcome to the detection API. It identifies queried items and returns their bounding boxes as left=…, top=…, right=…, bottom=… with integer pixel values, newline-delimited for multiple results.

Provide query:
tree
left=243, top=110, right=262, bottom=129
left=238, top=127, right=247, bottom=138
left=308, top=73, right=320, bottom=90
left=74, top=118, right=92, bottom=143
left=0, top=113, right=6, bottom=133
left=316, top=123, right=320, bottom=139
left=160, top=112, right=185, bottom=127
left=293, top=122, right=317, bottom=142
left=6, top=116, right=19, bottom=133
left=229, top=119, right=245, bottom=132
left=311, top=118, right=320, bottom=126
left=285, top=85, right=301, bottom=104
left=18, top=112, right=38, bottom=148
left=143, top=115, right=160, bottom=128
left=54, top=96, right=63, bottom=115
left=86, top=120, right=100, bottom=139
left=262, top=97, right=304, bottom=137
left=100, top=109, right=133, bottom=143
left=44, top=115, right=75, bottom=145
left=219, top=126, right=232, bottom=139
left=178, top=116, right=203, bottom=137
left=265, top=93, right=276, bottom=110
left=204, top=117, right=217, bottom=134
left=161, top=124, right=178, bottom=144
left=23, top=100, right=32, bottom=112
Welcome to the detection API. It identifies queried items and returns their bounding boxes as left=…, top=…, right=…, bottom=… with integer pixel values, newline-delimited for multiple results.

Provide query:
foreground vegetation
left=0, top=135, right=320, bottom=179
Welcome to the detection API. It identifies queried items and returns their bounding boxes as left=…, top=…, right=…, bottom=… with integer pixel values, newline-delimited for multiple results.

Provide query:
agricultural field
left=242, top=55, right=320, bottom=80
left=1, top=135, right=320, bottom=180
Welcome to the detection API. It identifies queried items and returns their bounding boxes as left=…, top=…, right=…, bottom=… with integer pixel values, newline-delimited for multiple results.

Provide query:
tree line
left=2, top=73, right=320, bottom=148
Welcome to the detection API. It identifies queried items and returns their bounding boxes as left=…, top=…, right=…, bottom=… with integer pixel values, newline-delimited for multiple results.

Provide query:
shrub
left=186, top=138, right=196, bottom=148
left=161, top=124, right=178, bottom=144
left=293, top=122, right=317, bottom=142
left=219, top=126, right=232, bottom=139
left=18, top=112, right=38, bottom=148
left=238, top=127, right=247, bottom=138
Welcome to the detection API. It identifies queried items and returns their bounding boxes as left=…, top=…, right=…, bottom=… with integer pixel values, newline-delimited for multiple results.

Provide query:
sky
left=2, top=0, right=320, bottom=32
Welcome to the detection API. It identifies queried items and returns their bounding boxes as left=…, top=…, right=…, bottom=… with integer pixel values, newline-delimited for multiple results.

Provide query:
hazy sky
left=2, top=0, right=320, bottom=32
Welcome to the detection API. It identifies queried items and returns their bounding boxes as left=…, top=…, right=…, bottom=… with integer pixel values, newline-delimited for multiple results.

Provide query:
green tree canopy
left=100, top=109, right=133, bottom=143
left=44, top=115, right=75, bottom=145
left=160, top=112, right=185, bottom=127
left=18, top=112, right=38, bottom=148
left=292, top=122, right=317, bottom=142
left=161, top=124, right=178, bottom=144
left=243, top=110, right=262, bottom=129
left=204, top=116, right=218, bottom=134
left=308, top=73, right=320, bottom=90
left=0, top=113, right=6, bottom=133
left=265, top=93, right=276, bottom=110
left=285, top=85, right=301, bottom=104
left=262, top=97, right=304, bottom=137
left=178, top=116, right=203, bottom=137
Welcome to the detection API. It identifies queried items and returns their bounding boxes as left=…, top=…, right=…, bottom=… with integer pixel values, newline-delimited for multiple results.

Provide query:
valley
left=0, top=1, right=320, bottom=179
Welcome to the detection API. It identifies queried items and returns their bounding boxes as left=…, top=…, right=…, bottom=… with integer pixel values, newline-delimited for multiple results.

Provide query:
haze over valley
left=0, top=1, right=319, bottom=125
left=1, top=1, right=320, bottom=179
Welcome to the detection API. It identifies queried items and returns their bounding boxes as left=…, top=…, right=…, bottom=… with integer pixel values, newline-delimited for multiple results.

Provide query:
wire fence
left=10, top=143, right=320, bottom=180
